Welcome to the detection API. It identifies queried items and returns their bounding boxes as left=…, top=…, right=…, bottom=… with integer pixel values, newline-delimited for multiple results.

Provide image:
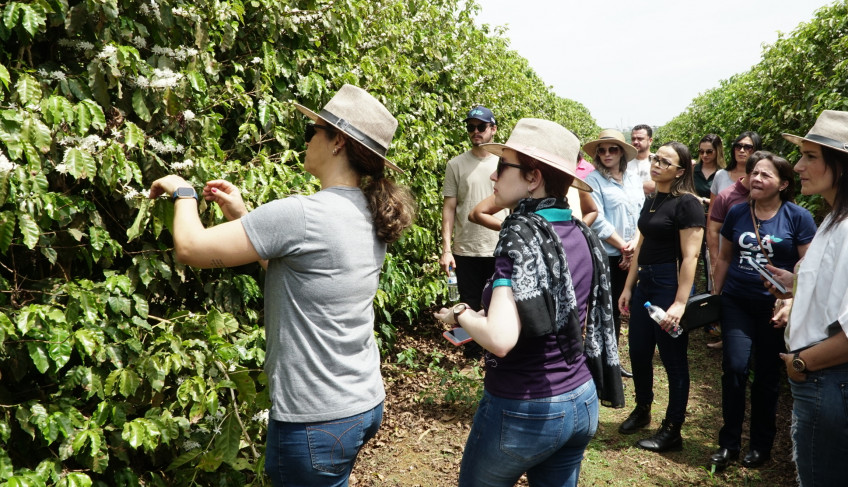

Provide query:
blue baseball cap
left=464, top=106, right=496, bottom=125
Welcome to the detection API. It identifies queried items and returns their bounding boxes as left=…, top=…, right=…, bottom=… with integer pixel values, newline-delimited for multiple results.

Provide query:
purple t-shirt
left=480, top=218, right=593, bottom=399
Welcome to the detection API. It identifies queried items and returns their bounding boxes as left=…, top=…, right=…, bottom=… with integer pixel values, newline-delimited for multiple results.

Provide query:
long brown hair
left=340, top=131, right=416, bottom=243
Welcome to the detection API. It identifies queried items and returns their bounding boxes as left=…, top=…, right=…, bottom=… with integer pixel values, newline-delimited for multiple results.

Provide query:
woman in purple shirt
left=434, top=118, right=623, bottom=487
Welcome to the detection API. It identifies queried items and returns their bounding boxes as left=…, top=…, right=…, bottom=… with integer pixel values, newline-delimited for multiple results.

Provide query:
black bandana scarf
left=494, top=197, right=625, bottom=408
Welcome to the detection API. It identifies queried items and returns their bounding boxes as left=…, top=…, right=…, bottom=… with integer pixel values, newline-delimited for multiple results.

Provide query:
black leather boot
left=636, top=419, right=683, bottom=452
left=618, top=403, right=651, bottom=434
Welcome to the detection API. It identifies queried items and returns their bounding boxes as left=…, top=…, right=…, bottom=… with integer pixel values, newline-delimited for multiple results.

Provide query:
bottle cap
left=644, top=301, right=652, bottom=308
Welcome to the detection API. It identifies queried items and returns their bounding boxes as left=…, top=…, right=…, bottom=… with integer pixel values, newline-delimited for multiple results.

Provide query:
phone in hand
left=747, top=257, right=788, bottom=294
left=443, top=327, right=473, bottom=346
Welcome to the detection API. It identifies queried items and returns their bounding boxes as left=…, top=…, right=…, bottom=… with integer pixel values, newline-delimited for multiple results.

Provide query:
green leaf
left=2, top=4, right=21, bottom=33
left=74, top=329, right=98, bottom=358
left=15, top=73, right=41, bottom=107
left=117, top=369, right=140, bottom=397
left=79, top=100, right=106, bottom=131
left=23, top=117, right=51, bottom=153
left=57, top=472, right=93, bottom=487
left=0, top=211, right=15, bottom=252
left=132, top=90, right=151, bottom=122
left=62, top=147, right=96, bottom=179
left=17, top=213, right=39, bottom=249
left=123, top=121, right=144, bottom=149
left=27, top=342, right=49, bottom=373
left=207, top=308, right=238, bottom=336
left=47, top=327, right=72, bottom=370
left=211, top=414, right=240, bottom=465
left=0, top=62, right=9, bottom=90
left=227, top=368, right=256, bottom=405
left=127, top=198, right=151, bottom=242
left=18, top=4, right=45, bottom=37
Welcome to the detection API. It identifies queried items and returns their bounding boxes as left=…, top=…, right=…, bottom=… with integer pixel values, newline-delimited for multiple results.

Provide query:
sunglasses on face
left=698, top=149, right=714, bottom=155
left=596, top=146, right=621, bottom=156
left=466, top=123, right=490, bottom=133
left=734, top=143, right=755, bottom=152
left=649, top=154, right=681, bottom=170
left=304, top=123, right=331, bottom=143
left=496, top=157, right=523, bottom=175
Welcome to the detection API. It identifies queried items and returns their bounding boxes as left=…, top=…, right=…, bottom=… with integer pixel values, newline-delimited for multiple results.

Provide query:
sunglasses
left=596, top=146, right=621, bottom=156
left=734, top=143, right=755, bottom=152
left=466, top=123, right=490, bottom=133
left=698, top=149, right=714, bottom=155
left=304, top=123, right=331, bottom=142
left=649, top=154, right=682, bottom=170
left=496, top=157, right=523, bottom=175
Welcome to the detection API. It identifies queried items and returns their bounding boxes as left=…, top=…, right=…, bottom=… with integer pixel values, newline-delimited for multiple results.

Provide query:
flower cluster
left=151, top=45, right=199, bottom=62
left=123, top=188, right=151, bottom=200
left=181, top=440, right=201, bottom=451
left=172, top=6, right=190, bottom=17
left=58, top=39, right=95, bottom=52
left=183, top=110, right=195, bottom=121
left=135, top=68, right=184, bottom=90
left=54, top=163, right=69, bottom=174
left=0, top=152, right=16, bottom=173
left=147, top=138, right=185, bottom=154
left=251, top=409, right=270, bottom=426
left=37, top=69, right=67, bottom=81
left=97, top=45, right=118, bottom=60
left=171, top=159, right=194, bottom=170
left=139, top=0, right=161, bottom=20
left=59, top=135, right=107, bottom=152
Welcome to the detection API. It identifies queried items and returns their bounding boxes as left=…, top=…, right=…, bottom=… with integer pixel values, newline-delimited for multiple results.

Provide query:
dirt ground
left=350, top=320, right=798, bottom=486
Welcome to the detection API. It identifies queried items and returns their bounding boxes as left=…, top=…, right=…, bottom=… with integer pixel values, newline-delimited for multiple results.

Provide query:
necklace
left=649, top=193, right=669, bottom=213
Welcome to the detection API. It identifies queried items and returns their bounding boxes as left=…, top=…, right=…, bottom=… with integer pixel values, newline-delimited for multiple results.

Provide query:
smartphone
left=443, top=327, right=473, bottom=346
left=747, top=257, right=788, bottom=294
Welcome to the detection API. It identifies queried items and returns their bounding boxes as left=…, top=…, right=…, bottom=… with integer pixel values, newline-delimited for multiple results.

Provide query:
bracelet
left=442, top=251, right=452, bottom=255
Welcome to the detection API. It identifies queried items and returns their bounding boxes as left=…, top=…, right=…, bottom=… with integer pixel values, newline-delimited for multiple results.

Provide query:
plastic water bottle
left=644, top=301, right=683, bottom=337
left=447, top=266, right=459, bottom=302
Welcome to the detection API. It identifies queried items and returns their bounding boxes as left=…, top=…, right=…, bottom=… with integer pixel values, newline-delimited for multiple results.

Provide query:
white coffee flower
left=183, top=110, right=195, bottom=121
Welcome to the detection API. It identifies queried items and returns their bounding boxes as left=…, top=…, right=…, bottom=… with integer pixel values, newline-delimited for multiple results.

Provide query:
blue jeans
left=790, top=363, right=848, bottom=487
left=628, top=263, right=690, bottom=423
left=718, top=294, right=784, bottom=452
left=265, top=402, right=383, bottom=487
left=459, top=380, right=598, bottom=487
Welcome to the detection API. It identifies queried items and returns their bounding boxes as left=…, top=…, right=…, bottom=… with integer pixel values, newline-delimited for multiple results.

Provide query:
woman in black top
left=617, top=141, right=705, bottom=452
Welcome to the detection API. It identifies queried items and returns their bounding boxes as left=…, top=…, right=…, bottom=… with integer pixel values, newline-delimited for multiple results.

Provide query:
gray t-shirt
left=241, top=186, right=386, bottom=422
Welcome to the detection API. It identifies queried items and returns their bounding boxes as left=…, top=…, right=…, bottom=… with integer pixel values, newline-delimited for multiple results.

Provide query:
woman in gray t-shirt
left=149, top=84, right=414, bottom=485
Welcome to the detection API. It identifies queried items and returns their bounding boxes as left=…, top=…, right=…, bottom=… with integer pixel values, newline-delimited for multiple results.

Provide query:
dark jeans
left=718, top=294, right=785, bottom=452
left=454, top=255, right=496, bottom=311
left=628, top=263, right=690, bottom=423
left=608, top=255, right=628, bottom=339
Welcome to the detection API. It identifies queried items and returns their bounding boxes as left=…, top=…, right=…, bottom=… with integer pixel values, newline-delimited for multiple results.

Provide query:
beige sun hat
left=294, top=84, right=403, bottom=173
left=582, top=129, right=638, bottom=162
left=782, top=110, right=848, bottom=155
left=481, top=118, right=592, bottom=192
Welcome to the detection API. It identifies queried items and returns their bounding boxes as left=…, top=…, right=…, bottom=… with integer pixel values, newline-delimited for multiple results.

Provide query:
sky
left=475, top=0, right=836, bottom=130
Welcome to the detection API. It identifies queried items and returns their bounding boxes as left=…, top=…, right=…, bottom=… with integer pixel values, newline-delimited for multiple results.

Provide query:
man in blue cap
left=440, top=106, right=507, bottom=316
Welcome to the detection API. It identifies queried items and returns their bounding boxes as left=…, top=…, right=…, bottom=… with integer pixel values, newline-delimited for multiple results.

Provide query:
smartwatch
left=452, top=303, right=469, bottom=324
left=172, top=187, right=198, bottom=201
left=792, top=352, right=807, bottom=373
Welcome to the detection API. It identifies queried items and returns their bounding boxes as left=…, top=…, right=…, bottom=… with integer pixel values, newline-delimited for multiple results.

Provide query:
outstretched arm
left=149, top=175, right=261, bottom=268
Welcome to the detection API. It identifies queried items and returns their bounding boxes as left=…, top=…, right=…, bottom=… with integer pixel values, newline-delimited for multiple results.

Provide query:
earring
left=332, top=148, right=338, bottom=156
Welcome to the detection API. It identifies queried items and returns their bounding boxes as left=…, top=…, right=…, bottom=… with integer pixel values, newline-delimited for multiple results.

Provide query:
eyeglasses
left=734, top=143, right=755, bottom=152
left=596, top=146, right=621, bottom=156
left=698, top=149, right=714, bottom=155
left=466, top=123, right=490, bottom=133
left=496, top=158, right=523, bottom=175
left=649, top=154, right=681, bottom=170
left=305, top=123, right=331, bottom=142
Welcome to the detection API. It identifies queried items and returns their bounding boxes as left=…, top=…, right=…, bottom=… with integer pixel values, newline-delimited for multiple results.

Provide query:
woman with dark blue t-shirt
left=434, top=118, right=624, bottom=487
left=708, top=154, right=816, bottom=471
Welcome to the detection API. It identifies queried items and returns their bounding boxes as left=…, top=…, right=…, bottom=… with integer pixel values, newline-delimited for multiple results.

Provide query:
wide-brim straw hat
left=294, top=84, right=403, bottom=173
left=782, top=110, right=848, bottom=155
left=582, top=129, right=638, bottom=162
left=481, top=118, right=592, bottom=192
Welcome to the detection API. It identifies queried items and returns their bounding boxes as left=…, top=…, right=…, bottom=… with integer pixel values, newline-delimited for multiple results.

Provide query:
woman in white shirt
left=765, top=110, right=848, bottom=487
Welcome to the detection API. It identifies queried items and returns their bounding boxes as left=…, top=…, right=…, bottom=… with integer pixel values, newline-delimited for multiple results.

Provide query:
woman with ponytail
left=149, top=84, right=415, bottom=486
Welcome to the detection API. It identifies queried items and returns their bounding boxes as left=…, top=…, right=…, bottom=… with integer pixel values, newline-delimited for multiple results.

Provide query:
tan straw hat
left=481, top=118, right=592, bottom=192
left=782, top=110, right=848, bottom=155
left=294, top=84, right=403, bottom=173
left=582, top=129, right=638, bottom=162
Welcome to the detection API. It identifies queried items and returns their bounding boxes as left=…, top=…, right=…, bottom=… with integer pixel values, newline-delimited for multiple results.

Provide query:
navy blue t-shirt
left=720, top=201, right=817, bottom=300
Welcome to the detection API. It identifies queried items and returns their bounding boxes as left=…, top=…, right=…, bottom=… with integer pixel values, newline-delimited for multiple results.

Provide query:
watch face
left=792, top=358, right=805, bottom=372
left=174, top=187, right=196, bottom=199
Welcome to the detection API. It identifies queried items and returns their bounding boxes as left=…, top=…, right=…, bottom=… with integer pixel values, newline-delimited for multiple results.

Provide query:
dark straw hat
left=582, top=129, right=638, bottom=162
left=295, top=84, right=402, bottom=173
